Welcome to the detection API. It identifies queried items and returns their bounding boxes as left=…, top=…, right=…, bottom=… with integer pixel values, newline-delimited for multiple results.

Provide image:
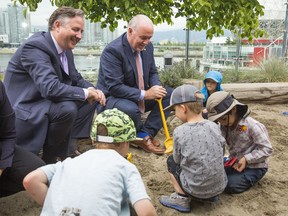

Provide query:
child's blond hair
left=183, top=92, right=204, bottom=114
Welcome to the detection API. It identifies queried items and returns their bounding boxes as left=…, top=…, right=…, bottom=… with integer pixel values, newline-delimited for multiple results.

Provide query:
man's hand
left=0, top=168, right=3, bottom=177
left=144, top=85, right=167, bottom=100
left=87, top=87, right=106, bottom=106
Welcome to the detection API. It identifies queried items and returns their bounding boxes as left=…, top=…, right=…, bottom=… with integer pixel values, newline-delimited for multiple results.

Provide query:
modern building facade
left=202, top=38, right=254, bottom=71
left=201, top=37, right=283, bottom=72
left=0, top=8, right=9, bottom=35
left=7, top=4, right=30, bottom=45
left=81, top=19, right=118, bottom=46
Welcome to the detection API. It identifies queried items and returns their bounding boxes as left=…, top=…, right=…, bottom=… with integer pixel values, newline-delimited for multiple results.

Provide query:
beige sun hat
left=206, top=91, right=248, bottom=122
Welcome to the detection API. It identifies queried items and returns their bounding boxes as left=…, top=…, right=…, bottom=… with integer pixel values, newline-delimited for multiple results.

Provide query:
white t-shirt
left=40, top=149, right=150, bottom=216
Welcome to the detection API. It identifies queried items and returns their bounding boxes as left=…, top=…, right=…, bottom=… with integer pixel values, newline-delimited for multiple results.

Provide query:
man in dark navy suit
left=96, top=14, right=172, bottom=154
left=0, top=81, right=45, bottom=197
left=4, top=7, right=106, bottom=163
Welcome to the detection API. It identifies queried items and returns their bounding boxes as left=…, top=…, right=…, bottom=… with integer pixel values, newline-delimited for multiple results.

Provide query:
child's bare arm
left=134, top=199, right=157, bottom=216
left=23, top=169, right=49, bottom=206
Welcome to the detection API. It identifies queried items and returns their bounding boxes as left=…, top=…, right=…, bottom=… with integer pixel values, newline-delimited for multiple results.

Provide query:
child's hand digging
left=233, top=157, right=247, bottom=172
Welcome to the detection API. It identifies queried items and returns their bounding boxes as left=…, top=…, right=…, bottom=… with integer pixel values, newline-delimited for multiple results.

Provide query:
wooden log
left=182, top=80, right=288, bottom=104
left=222, top=83, right=288, bottom=104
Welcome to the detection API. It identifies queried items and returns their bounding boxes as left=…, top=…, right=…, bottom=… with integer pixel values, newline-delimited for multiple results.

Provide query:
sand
left=0, top=103, right=287, bottom=216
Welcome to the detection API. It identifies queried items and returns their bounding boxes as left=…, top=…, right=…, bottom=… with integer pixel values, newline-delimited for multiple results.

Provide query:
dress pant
left=101, top=86, right=173, bottom=137
left=42, top=100, right=97, bottom=164
left=0, top=146, right=45, bottom=197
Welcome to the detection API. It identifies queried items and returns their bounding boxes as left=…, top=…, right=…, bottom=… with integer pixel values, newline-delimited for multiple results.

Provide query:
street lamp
left=185, top=16, right=190, bottom=68
left=282, top=0, right=288, bottom=59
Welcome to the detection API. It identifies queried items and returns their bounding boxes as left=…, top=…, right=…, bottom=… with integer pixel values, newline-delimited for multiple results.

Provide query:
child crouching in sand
left=206, top=91, right=273, bottom=194
left=23, top=108, right=157, bottom=216
left=159, top=84, right=227, bottom=213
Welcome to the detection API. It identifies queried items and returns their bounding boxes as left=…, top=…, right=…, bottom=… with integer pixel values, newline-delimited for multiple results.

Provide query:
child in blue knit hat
left=200, top=70, right=223, bottom=118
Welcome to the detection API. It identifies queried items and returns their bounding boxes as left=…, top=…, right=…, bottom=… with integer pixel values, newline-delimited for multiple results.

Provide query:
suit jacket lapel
left=123, top=34, right=139, bottom=86
left=45, top=32, right=65, bottom=80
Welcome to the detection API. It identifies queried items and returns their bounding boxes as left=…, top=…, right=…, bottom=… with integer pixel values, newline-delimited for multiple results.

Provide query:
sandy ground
left=0, top=103, right=288, bottom=216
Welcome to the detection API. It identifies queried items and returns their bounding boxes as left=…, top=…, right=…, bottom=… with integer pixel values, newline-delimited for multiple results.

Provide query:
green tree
left=15, top=0, right=264, bottom=40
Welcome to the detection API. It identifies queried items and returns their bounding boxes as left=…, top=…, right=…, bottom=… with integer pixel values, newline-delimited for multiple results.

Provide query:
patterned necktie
left=60, top=51, right=69, bottom=74
left=135, top=51, right=145, bottom=113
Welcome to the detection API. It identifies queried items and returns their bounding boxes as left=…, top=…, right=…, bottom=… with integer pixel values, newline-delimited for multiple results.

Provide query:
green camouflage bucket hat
left=90, top=108, right=136, bottom=143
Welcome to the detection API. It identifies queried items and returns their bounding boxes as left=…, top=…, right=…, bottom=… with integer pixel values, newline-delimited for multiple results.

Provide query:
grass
left=159, top=58, right=288, bottom=87
left=222, top=59, right=288, bottom=83
left=258, top=58, right=288, bottom=82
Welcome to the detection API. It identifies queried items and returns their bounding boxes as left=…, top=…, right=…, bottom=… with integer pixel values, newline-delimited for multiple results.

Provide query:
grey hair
left=128, top=14, right=153, bottom=30
left=48, top=6, right=84, bottom=31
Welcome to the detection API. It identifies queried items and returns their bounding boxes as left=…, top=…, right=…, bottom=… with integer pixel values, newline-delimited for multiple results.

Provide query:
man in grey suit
left=96, top=15, right=173, bottom=155
left=4, top=7, right=106, bottom=164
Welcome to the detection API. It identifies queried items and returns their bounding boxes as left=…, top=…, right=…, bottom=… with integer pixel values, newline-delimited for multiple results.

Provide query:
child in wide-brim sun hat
left=206, top=91, right=273, bottom=194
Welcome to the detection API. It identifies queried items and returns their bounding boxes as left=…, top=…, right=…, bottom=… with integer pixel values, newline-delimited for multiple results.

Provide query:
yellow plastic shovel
left=156, top=98, right=173, bottom=154
left=125, top=152, right=133, bottom=163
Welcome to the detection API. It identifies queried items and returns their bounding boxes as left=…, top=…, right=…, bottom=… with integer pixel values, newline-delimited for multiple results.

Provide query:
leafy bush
left=159, top=60, right=204, bottom=88
left=159, top=67, right=182, bottom=88
left=222, top=58, right=288, bottom=83
left=174, top=61, right=198, bottom=79
left=259, top=58, right=288, bottom=82
left=222, top=69, right=266, bottom=83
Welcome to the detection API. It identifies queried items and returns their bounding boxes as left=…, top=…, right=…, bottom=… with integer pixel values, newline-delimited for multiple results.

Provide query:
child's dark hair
left=235, top=105, right=250, bottom=120
left=95, top=124, right=120, bottom=148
